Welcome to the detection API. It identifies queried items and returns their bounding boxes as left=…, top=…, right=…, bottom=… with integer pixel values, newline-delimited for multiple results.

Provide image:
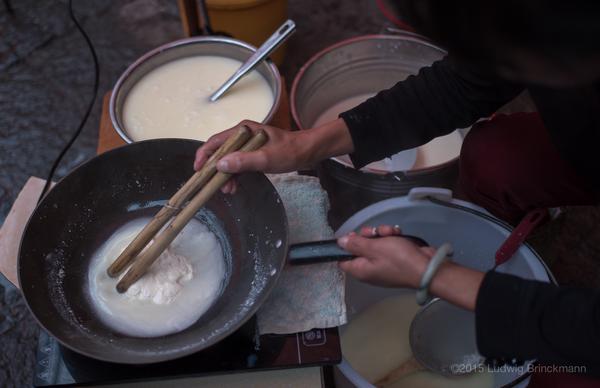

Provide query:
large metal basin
left=290, top=33, right=466, bottom=227
left=110, top=36, right=282, bottom=143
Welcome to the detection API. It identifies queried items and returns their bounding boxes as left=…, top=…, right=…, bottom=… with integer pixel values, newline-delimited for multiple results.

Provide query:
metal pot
left=19, top=139, right=287, bottom=364
left=290, top=33, right=464, bottom=227
left=332, top=187, right=556, bottom=388
left=110, top=36, right=282, bottom=144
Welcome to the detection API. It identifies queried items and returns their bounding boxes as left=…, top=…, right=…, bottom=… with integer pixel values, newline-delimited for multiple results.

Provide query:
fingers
left=338, top=257, right=376, bottom=281
left=194, top=132, right=230, bottom=171
left=337, top=233, right=377, bottom=258
left=359, top=226, right=377, bottom=237
left=221, top=179, right=237, bottom=194
left=359, top=225, right=402, bottom=238
left=420, top=246, right=436, bottom=257
left=194, top=143, right=217, bottom=171
left=217, top=150, right=268, bottom=173
left=193, top=121, right=262, bottom=171
left=342, top=227, right=432, bottom=259
left=238, top=120, right=263, bottom=132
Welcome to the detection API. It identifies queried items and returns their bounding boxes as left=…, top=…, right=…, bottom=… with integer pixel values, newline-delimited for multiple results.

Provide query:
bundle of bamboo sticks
left=107, top=126, right=266, bottom=293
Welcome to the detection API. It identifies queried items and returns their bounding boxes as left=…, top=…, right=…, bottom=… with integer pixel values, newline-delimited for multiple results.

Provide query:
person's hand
left=338, top=225, right=485, bottom=310
left=194, top=118, right=355, bottom=194
left=194, top=120, right=316, bottom=193
left=337, top=225, right=435, bottom=288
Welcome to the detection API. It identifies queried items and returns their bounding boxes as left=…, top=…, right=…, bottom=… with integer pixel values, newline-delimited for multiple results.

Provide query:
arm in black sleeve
left=476, top=271, right=600, bottom=375
left=339, top=56, right=523, bottom=168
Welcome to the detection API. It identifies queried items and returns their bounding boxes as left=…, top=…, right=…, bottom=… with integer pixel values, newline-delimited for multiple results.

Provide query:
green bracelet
left=416, top=243, right=453, bottom=306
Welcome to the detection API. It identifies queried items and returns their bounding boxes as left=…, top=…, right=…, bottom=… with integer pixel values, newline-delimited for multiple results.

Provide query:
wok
left=19, top=139, right=291, bottom=364
left=18, top=139, right=425, bottom=364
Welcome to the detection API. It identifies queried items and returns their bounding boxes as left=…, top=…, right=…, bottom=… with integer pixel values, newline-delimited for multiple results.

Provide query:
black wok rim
left=17, top=138, right=289, bottom=364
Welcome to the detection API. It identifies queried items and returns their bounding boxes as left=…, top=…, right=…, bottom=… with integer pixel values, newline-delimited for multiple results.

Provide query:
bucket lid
left=335, top=187, right=554, bottom=283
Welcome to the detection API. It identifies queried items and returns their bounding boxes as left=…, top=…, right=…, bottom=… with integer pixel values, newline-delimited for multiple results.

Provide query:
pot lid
left=335, top=188, right=554, bottom=284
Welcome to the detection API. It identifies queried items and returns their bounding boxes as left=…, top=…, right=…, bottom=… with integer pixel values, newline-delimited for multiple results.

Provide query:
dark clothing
left=459, top=113, right=599, bottom=377
left=340, top=57, right=600, bottom=190
left=340, top=56, right=600, bottom=374
left=478, top=271, right=600, bottom=376
left=459, top=112, right=596, bottom=225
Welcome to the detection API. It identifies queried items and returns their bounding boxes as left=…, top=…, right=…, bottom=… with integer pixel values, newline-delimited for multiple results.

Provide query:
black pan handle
left=288, top=235, right=429, bottom=265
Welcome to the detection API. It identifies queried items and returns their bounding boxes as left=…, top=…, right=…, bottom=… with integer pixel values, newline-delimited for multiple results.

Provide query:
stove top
left=34, top=317, right=341, bottom=387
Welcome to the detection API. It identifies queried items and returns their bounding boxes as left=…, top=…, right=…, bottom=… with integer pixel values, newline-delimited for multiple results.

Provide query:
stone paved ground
left=1, top=2, right=182, bottom=385
left=1, top=1, right=599, bottom=387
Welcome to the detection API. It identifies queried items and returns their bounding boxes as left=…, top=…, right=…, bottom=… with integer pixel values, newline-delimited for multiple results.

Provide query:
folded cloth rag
left=256, top=173, right=347, bottom=335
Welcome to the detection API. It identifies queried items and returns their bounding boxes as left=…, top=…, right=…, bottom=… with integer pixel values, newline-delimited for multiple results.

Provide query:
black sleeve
left=339, top=56, right=523, bottom=168
left=476, top=271, right=600, bottom=375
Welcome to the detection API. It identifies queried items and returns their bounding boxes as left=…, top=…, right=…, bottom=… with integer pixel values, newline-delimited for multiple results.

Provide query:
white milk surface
left=342, top=294, right=493, bottom=388
left=88, top=218, right=226, bottom=337
left=123, top=56, right=274, bottom=141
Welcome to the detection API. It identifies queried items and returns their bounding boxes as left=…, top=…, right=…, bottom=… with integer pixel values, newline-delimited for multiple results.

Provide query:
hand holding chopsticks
left=108, top=126, right=268, bottom=293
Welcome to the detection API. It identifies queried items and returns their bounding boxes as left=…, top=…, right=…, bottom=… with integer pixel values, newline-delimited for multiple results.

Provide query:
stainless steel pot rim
left=291, top=33, right=454, bottom=174
left=328, top=154, right=460, bottom=175
left=290, top=33, right=446, bottom=132
left=18, top=138, right=289, bottom=364
left=110, top=36, right=282, bottom=144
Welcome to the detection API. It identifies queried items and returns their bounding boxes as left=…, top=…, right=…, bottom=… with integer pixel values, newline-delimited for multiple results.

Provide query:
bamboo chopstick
left=116, top=130, right=268, bottom=293
left=106, top=126, right=252, bottom=278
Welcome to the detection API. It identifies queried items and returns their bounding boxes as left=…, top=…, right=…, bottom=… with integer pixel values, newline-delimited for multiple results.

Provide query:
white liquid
left=341, top=295, right=493, bottom=388
left=123, top=56, right=274, bottom=142
left=88, top=218, right=226, bottom=337
left=312, top=95, right=464, bottom=171
left=411, top=131, right=464, bottom=169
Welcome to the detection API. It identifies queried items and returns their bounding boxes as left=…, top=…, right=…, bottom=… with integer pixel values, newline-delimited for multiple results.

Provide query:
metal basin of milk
left=123, top=56, right=274, bottom=142
left=110, top=37, right=282, bottom=144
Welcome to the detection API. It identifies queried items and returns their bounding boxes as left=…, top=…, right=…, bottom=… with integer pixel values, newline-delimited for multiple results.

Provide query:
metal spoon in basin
left=209, top=19, right=296, bottom=102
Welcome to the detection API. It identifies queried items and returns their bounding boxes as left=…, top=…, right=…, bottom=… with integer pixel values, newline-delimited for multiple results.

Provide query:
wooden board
left=97, top=77, right=291, bottom=154
left=176, top=0, right=201, bottom=37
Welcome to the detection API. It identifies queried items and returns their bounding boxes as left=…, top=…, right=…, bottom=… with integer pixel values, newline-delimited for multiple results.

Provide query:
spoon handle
left=209, top=19, right=296, bottom=102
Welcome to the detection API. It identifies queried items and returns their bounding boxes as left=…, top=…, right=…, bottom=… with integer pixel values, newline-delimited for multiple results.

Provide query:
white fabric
left=257, top=173, right=347, bottom=334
